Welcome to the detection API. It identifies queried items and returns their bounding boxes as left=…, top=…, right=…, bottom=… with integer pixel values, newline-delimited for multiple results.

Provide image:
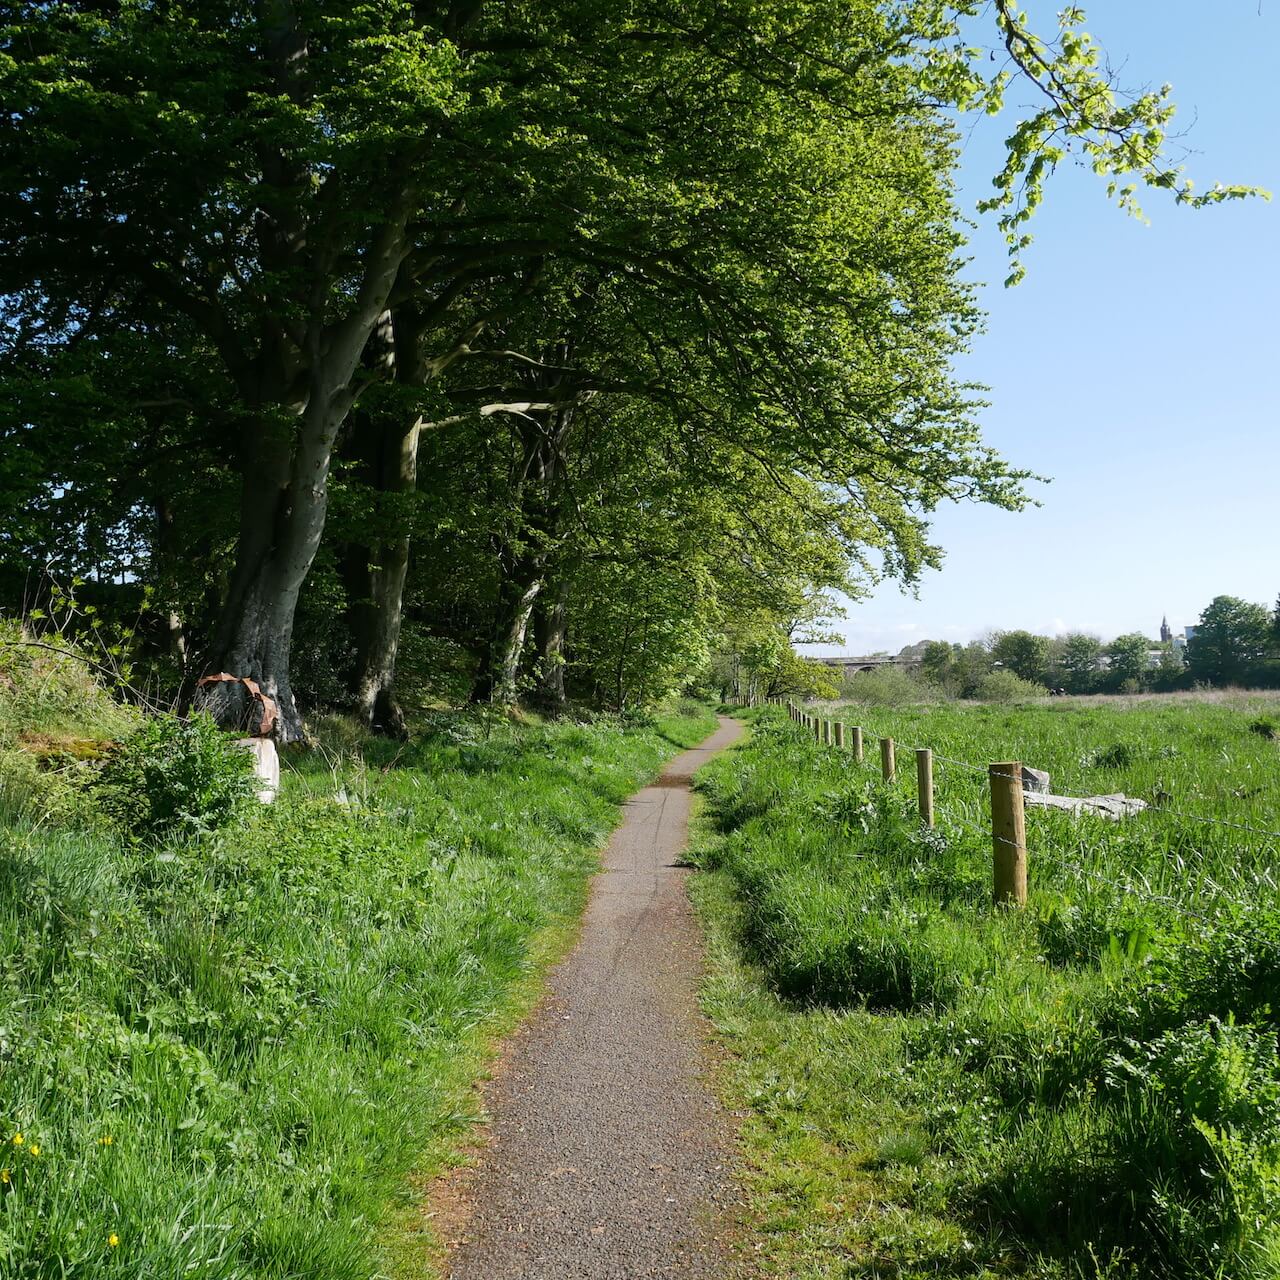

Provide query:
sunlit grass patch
left=692, top=704, right=1280, bottom=1278
left=0, top=700, right=719, bottom=1278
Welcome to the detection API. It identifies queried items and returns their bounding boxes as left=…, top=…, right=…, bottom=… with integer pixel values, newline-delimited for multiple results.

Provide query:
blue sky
left=802, top=2, right=1279, bottom=657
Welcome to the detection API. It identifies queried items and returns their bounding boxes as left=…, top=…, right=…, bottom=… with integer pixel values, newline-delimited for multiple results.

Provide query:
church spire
left=1160, top=615, right=1172, bottom=644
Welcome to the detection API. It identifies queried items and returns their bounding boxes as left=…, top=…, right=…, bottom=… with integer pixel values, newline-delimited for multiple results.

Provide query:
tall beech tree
left=2, top=1, right=488, bottom=736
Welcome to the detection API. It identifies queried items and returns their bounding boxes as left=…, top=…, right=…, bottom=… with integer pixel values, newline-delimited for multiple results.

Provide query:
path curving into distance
left=444, top=715, right=745, bottom=1280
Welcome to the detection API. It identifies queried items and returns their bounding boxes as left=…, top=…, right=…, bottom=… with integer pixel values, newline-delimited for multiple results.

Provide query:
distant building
left=1159, top=614, right=1192, bottom=664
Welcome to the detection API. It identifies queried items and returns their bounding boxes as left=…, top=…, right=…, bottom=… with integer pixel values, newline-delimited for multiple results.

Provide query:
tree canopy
left=0, top=1, right=1258, bottom=731
left=1187, top=596, right=1274, bottom=686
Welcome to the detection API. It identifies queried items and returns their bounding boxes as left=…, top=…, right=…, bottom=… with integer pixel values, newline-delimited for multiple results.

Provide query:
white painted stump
left=236, top=737, right=279, bottom=804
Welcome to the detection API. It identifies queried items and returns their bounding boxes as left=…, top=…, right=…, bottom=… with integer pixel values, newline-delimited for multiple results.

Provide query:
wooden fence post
left=916, top=748, right=934, bottom=828
left=813, top=717, right=822, bottom=743
left=851, top=726, right=864, bottom=763
left=823, top=719, right=832, bottom=746
left=834, top=722, right=845, bottom=749
left=989, top=762, right=1027, bottom=907
left=880, top=737, right=895, bottom=782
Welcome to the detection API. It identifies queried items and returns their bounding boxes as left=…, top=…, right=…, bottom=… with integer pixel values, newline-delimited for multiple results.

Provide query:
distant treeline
left=893, top=594, right=1280, bottom=698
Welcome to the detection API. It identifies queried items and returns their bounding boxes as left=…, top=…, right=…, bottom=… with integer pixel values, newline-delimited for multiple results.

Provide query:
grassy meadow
left=0, top=637, right=717, bottom=1278
left=692, top=697, right=1280, bottom=1279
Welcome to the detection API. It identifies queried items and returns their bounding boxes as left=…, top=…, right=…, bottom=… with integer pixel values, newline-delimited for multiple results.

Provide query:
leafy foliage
left=1188, top=597, right=1275, bottom=686
left=0, top=1, right=1260, bottom=731
left=990, top=629, right=1051, bottom=684
left=94, top=714, right=254, bottom=842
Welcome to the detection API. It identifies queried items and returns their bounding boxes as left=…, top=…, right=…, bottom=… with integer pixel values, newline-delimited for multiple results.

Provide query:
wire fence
left=761, top=697, right=1280, bottom=928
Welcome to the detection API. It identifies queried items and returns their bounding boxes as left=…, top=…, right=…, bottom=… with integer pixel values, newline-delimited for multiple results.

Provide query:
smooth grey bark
left=346, top=418, right=420, bottom=736
left=200, top=213, right=410, bottom=741
left=484, top=563, right=545, bottom=707
left=342, top=305, right=435, bottom=735
left=532, top=578, right=569, bottom=712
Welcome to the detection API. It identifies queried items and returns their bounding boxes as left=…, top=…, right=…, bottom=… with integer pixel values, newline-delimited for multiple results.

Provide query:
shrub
left=840, top=665, right=941, bottom=707
left=95, top=713, right=254, bottom=841
left=972, top=670, right=1043, bottom=702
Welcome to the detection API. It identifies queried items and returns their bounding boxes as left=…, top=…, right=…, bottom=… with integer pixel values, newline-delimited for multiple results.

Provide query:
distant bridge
left=818, top=654, right=920, bottom=676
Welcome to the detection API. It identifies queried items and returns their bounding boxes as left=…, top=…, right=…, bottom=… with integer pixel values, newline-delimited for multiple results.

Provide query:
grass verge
left=0, top=686, right=718, bottom=1279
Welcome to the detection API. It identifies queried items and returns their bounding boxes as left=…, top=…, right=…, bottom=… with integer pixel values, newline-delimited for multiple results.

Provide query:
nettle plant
left=95, top=714, right=253, bottom=842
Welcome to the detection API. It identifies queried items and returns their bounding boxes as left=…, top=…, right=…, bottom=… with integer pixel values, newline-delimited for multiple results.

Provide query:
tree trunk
left=342, top=303, right=441, bottom=734
left=345, top=372, right=420, bottom=735
left=199, top=211, right=410, bottom=741
left=472, top=550, right=545, bottom=706
left=532, top=579, right=569, bottom=713
left=348, top=526, right=412, bottom=737
left=473, top=400, right=573, bottom=708
left=200, top=371, right=363, bottom=741
left=200, top=411, right=335, bottom=741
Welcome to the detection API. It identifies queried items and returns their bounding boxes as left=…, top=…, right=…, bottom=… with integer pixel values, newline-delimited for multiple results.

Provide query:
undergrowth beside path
left=691, top=706, right=1280, bottom=1279
left=0, top=661, right=717, bottom=1278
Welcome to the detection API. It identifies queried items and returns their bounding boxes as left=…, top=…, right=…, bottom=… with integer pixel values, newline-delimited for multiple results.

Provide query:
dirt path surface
left=444, top=716, right=745, bottom=1280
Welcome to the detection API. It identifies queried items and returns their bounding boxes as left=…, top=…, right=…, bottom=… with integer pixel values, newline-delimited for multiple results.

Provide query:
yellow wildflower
left=28, top=1144, right=39, bottom=1157
left=99, top=1134, right=114, bottom=1147
left=11, top=1134, right=22, bottom=1147
left=108, top=1233, right=120, bottom=1248
left=1, top=1168, right=9, bottom=1184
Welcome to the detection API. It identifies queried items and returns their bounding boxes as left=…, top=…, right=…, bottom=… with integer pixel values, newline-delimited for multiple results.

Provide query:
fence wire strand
left=783, top=702, right=1280, bottom=846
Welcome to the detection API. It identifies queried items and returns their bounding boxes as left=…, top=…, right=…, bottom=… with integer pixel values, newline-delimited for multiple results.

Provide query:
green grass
left=693, top=867, right=1022, bottom=1278
left=691, top=702, right=1280, bottom=1279
left=0, top=681, right=718, bottom=1278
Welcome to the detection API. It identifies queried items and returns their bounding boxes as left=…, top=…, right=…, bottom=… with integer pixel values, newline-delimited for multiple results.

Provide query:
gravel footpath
left=444, top=716, right=745, bottom=1280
